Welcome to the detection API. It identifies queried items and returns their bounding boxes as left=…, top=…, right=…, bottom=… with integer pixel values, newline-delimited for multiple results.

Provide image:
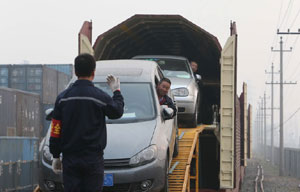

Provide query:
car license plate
left=103, top=173, right=113, bottom=186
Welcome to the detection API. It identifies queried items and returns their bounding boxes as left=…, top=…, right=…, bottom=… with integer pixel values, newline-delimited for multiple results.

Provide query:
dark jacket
left=49, top=79, right=124, bottom=158
left=159, top=95, right=177, bottom=118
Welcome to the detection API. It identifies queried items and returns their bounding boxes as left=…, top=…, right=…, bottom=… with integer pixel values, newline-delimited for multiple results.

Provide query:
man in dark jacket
left=190, top=61, right=203, bottom=123
left=156, top=77, right=177, bottom=118
left=49, top=53, right=124, bottom=191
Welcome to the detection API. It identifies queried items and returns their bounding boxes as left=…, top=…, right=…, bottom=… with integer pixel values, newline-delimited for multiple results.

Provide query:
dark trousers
left=62, top=154, right=104, bottom=192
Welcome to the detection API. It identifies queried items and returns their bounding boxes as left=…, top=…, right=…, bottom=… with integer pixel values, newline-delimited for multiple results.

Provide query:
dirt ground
left=240, top=154, right=300, bottom=192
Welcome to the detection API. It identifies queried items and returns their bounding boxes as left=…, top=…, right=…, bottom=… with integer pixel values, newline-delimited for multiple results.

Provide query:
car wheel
left=173, top=136, right=179, bottom=157
left=161, top=156, right=169, bottom=192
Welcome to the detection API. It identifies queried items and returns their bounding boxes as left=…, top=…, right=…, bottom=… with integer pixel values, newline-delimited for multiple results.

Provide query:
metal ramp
left=168, top=125, right=206, bottom=192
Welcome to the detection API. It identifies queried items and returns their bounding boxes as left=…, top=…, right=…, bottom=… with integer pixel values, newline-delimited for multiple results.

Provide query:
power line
left=289, top=7, right=300, bottom=28
left=289, top=61, right=300, bottom=81
left=274, top=107, right=300, bottom=129
left=267, top=0, right=285, bottom=70
left=282, top=0, right=294, bottom=30
left=281, top=0, right=294, bottom=49
left=283, top=106, right=300, bottom=124
left=277, top=0, right=284, bottom=28
left=279, top=0, right=293, bottom=29
left=284, top=35, right=299, bottom=73
left=273, top=106, right=300, bottom=130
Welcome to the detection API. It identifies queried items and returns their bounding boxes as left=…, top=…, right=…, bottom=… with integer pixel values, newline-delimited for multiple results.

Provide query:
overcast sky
left=1, top=0, right=300, bottom=146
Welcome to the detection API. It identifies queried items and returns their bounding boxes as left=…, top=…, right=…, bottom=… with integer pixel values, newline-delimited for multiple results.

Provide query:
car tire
left=161, top=156, right=169, bottom=192
left=173, top=137, right=179, bottom=157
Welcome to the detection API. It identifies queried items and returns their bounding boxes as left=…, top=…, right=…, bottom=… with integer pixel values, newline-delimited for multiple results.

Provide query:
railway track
left=254, top=165, right=264, bottom=192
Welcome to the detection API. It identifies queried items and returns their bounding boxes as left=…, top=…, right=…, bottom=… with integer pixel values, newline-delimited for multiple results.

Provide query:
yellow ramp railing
left=168, top=125, right=206, bottom=192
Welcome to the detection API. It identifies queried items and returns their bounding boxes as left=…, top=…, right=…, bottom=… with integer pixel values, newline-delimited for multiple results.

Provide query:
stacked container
left=1, top=65, right=72, bottom=103
left=0, top=137, right=39, bottom=191
left=45, top=64, right=73, bottom=76
left=0, top=64, right=73, bottom=191
left=0, top=87, right=40, bottom=137
left=0, top=65, right=10, bottom=87
left=0, top=88, right=40, bottom=191
left=0, top=64, right=73, bottom=136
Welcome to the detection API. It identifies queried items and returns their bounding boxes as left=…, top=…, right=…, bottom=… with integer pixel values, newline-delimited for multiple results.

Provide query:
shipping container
left=0, top=87, right=17, bottom=136
left=0, top=137, right=39, bottom=191
left=42, top=66, right=58, bottom=104
left=16, top=90, right=41, bottom=137
left=4, top=64, right=71, bottom=104
left=0, top=87, right=40, bottom=137
left=45, top=64, right=73, bottom=76
left=10, top=65, right=27, bottom=91
left=0, top=137, right=38, bottom=162
left=0, top=65, right=10, bottom=87
left=1, top=65, right=72, bottom=138
left=57, top=71, right=71, bottom=94
left=26, top=65, right=43, bottom=95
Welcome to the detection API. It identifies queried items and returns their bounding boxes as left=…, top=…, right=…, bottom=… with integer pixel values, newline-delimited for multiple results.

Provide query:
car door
left=156, top=67, right=176, bottom=161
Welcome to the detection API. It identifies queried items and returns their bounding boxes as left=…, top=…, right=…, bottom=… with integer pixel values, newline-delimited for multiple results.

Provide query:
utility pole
left=259, top=98, right=264, bottom=156
left=263, top=93, right=267, bottom=159
left=265, top=63, right=280, bottom=164
left=271, top=36, right=296, bottom=176
left=254, top=113, right=258, bottom=151
left=257, top=106, right=262, bottom=152
left=257, top=102, right=261, bottom=154
left=260, top=94, right=271, bottom=160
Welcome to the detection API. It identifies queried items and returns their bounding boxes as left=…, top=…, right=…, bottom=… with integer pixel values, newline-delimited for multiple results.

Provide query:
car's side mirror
left=161, top=105, right=174, bottom=120
left=45, top=108, right=54, bottom=121
left=195, top=74, right=202, bottom=81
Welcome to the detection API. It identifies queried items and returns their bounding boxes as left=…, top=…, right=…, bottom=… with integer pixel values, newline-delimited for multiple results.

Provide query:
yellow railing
left=169, top=125, right=206, bottom=192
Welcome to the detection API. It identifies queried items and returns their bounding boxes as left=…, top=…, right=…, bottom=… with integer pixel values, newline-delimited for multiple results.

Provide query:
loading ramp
left=168, top=124, right=207, bottom=192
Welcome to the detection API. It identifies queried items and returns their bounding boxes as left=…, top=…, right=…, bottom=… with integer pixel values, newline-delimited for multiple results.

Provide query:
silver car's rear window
left=95, top=82, right=156, bottom=124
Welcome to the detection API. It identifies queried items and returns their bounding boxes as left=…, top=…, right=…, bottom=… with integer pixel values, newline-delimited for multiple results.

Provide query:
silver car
left=133, top=55, right=200, bottom=128
left=38, top=60, right=178, bottom=192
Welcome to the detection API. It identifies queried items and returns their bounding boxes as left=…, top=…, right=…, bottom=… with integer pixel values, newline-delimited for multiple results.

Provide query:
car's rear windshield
left=95, top=82, right=156, bottom=123
left=138, top=58, right=192, bottom=79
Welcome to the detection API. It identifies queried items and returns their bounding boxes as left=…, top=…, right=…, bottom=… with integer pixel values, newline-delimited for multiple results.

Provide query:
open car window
left=95, top=83, right=156, bottom=124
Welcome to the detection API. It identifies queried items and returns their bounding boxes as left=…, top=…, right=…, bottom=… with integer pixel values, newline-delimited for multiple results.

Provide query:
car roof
left=94, top=59, right=158, bottom=83
left=132, top=55, right=188, bottom=61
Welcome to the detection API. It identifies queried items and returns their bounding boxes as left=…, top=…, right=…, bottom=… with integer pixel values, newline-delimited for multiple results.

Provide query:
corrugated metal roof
left=93, top=14, right=221, bottom=81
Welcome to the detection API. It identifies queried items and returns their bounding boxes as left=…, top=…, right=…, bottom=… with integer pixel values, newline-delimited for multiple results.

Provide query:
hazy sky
left=1, top=0, right=300, bottom=146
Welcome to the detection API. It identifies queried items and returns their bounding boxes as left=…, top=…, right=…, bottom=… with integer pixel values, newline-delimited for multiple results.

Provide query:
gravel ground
left=241, top=154, right=300, bottom=192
